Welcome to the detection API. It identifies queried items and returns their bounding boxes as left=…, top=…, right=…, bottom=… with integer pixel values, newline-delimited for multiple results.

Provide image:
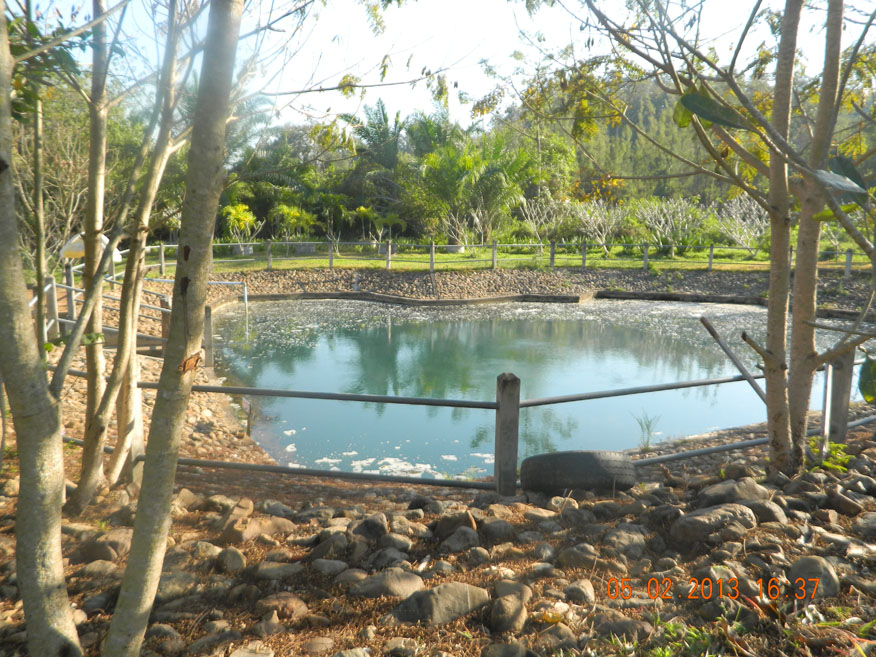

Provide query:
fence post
left=550, top=241, right=556, bottom=268
left=65, top=262, right=76, bottom=324
left=47, top=279, right=59, bottom=339
left=643, top=244, right=649, bottom=271
left=429, top=241, right=435, bottom=274
left=494, top=372, right=520, bottom=497
left=160, top=295, right=171, bottom=343
left=329, top=241, right=334, bottom=270
left=844, top=249, right=853, bottom=280
left=385, top=240, right=392, bottom=270
left=581, top=242, right=587, bottom=270
left=241, top=398, right=253, bottom=437
left=203, top=305, right=214, bottom=367
left=708, top=245, right=714, bottom=272
left=492, top=240, right=498, bottom=269
left=827, top=348, right=855, bottom=443
left=159, top=243, right=166, bottom=275
left=266, top=240, right=272, bottom=271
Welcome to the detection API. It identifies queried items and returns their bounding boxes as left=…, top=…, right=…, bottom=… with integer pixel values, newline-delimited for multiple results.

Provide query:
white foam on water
left=351, top=458, right=376, bottom=471
left=440, top=455, right=458, bottom=461
left=315, top=457, right=341, bottom=465
left=284, top=444, right=297, bottom=452
left=376, top=457, right=440, bottom=478
left=341, top=451, right=359, bottom=457
left=471, top=452, right=495, bottom=464
left=283, top=429, right=297, bottom=436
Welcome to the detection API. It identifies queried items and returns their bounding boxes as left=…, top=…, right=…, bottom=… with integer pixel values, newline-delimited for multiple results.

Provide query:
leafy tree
left=405, top=106, right=461, bottom=157
left=518, top=192, right=565, bottom=244
left=636, top=197, right=707, bottom=256
left=570, top=199, right=625, bottom=252
left=221, top=202, right=263, bottom=244
left=269, top=203, right=317, bottom=242
left=715, top=195, right=771, bottom=254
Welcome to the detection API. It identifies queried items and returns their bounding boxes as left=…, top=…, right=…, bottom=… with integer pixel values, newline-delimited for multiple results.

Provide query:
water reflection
left=212, top=299, right=840, bottom=477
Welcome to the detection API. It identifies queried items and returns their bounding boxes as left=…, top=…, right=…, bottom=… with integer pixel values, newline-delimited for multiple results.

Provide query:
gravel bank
left=136, top=267, right=873, bottom=312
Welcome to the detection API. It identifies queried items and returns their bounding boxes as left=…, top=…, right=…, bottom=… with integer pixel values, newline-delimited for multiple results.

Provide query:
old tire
left=520, top=450, right=636, bottom=493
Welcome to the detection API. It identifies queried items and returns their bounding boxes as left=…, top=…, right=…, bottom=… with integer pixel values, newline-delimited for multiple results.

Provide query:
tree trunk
left=65, top=247, right=136, bottom=513
left=101, top=2, right=244, bottom=654
left=32, top=96, right=46, bottom=346
left=763, top=0, right=803, bottom=475
left=108, top=348, right=143, bottom=486
left=0, top=8, right=83, bottom=655
left=787, top=0, right=845, bottom=464
left=25, top=0, right=47, bottom=347
left=105, top=2, right=180, bottom=488
left=788, top=190, right=823, bottom=463
left=81, top=0, right=110, bottom=492
left=69, top=0, right=180, bottom=512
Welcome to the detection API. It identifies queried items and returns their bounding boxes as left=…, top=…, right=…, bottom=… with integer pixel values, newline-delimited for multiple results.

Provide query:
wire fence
left=58, top=349, right=868, bottom=494
left=127, top=240, right=869, bottom=276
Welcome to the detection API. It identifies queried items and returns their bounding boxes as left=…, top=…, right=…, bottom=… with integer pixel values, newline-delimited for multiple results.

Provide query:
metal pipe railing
left=59, top=435, right=495, bottom=489
left=519, top=373, right=764, bottom=408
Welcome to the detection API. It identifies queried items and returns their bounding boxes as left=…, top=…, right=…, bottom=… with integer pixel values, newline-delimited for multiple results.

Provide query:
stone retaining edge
left=213, top=290, right=590, bottom=307
left=207, top=288, right=873, bottom=320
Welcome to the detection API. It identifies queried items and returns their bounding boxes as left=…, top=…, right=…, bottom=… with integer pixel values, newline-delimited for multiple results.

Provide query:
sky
left=268, top=0, right=572, bottom=126
left=249, top=0, right=852, bottom=129
left=102, top=0, right=867, bottom=132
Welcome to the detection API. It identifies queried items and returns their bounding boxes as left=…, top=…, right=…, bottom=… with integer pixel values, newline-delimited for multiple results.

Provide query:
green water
left=212, top=299, right=838, bottom=479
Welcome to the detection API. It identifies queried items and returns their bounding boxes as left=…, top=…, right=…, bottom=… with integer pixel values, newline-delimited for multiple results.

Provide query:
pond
left=212, top=299, right=849, bottom=479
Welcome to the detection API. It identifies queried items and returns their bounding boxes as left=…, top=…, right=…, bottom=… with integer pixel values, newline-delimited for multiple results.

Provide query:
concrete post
left=203, top=305, right=214, bottom=367
left=386, top=240, right=392, bottom=270
left=828, top=348, right=855, bottom=443
left=494, top=373, right=520, bottom=497
left=47, top=278, right=59, bottom=339
left=65, top=262, right=76, bottom=324
left=329, top=242, right=334, bottom=270
left=159, top=243, right=166, bottom=275
left=429, top=241, right=435, bottom=274
left=266, top=240, right=272, bottom=271
left=844, top=249, right=853, bottom=280
left=708, top=245, right=714, bottom=271
left=550, top=241, right=556, bottom=268
left=581, top=242, right=587, bottom=270
left=492, top=240, right=498, bottom=269
left=643, top=244, right=649, bottom=271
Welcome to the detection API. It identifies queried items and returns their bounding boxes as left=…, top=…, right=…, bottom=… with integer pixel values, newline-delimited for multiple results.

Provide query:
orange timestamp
left=606, top=577, right=821, bottom=601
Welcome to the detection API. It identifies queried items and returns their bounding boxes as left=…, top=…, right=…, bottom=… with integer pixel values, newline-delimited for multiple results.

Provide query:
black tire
left=520, top=450, right=637, bottom=493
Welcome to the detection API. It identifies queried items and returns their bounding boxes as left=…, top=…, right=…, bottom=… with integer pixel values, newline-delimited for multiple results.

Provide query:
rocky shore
left=1, top=267, right=875, bottom=656
left=135, top=267, right=873, bottom=312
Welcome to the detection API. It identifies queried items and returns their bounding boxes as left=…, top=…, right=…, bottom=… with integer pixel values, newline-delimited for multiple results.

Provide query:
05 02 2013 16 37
left=605, top=576, right=820, bottom=601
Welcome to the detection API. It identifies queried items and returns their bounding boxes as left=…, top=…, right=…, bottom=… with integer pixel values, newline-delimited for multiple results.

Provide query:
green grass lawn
left=140, top=242, right=854, bottom=275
